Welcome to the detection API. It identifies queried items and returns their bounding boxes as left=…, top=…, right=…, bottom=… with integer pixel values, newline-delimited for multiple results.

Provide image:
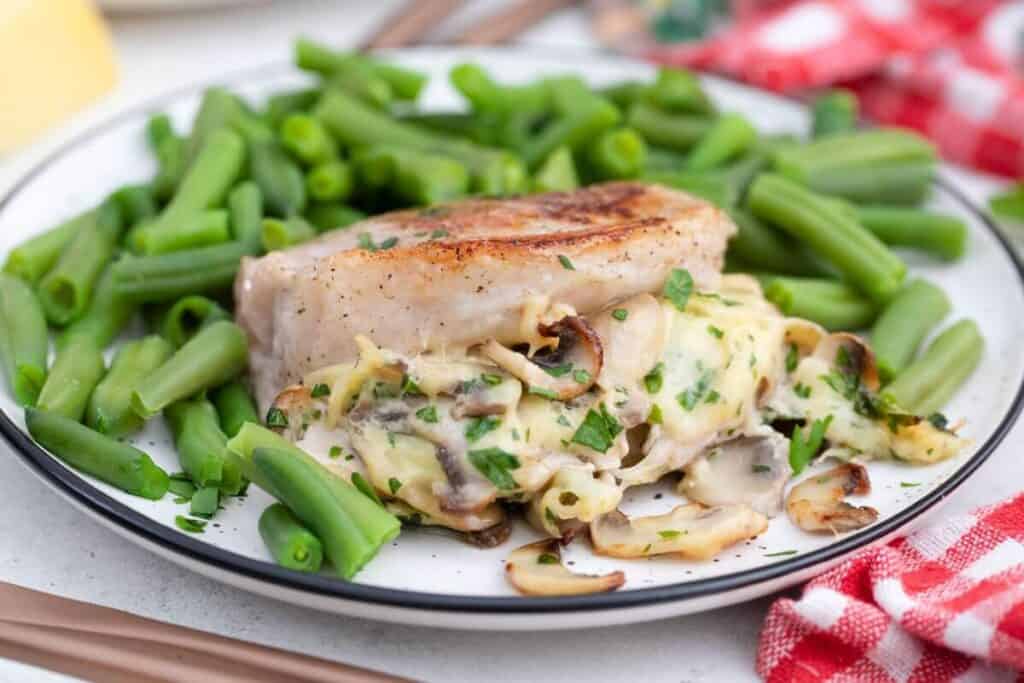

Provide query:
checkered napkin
left=756, top=493, right=1024, bottom=682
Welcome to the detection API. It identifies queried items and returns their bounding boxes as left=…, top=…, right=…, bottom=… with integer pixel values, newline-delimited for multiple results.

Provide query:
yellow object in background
left=0, top=0, right=118, bottom=154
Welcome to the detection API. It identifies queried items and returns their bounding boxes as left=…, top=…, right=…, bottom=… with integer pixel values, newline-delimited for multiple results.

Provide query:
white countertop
left=0, top=3, right=1018, bottom=682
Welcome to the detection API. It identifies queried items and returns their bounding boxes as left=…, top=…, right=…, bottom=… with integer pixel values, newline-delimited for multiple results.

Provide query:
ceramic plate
left=2, top=47, right=1022, bottom=631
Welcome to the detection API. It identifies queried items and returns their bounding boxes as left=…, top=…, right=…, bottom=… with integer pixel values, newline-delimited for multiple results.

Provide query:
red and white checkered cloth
left=757, top=493, right=1024, bottom=682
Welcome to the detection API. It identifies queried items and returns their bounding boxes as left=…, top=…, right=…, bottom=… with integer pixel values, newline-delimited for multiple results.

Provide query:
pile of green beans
left=0, top=38, right=986, bottom=579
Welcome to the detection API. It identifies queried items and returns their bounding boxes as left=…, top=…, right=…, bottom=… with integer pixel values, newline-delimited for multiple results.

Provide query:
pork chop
left=235, top=181, right=735, bottom=409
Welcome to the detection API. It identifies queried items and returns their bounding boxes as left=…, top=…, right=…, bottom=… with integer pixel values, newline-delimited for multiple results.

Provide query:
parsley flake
left=388, top=477, right=403, bottom=495
left=528, top=386, right=558, bottom=400
left=643, top=362, right=665, bottom=394
left=789, top=414, right=833, bottom=475
left=481, top=373, right=503, bottom=386
left=543, top=363, right=573, bottom=378
left=663, top=268, right=693, bottom=311
left=764, top=549, right=798, bottom=557
left=465, top=416, right=501, bottom=443
left=570, top=403, right=623, bottom=453
left=647, top=404, right=663, bottom=424
left=175, top=516, right=206, bottom=534
left=658, top=530, right=682, bottom=540
left=612, top=308, right=628, bottom=321
left=468, top=448, right=520, bottom=490
left=328, top=445, right=343, bottom=459
left=537, top=553, right=560, bottom=565
left=558, top=255, right=575, bottom=271
left=573, top=369, right=592, bottom=384
left=310, top=383, right=330, bottom=398
left=707, top=325, right=724, bottom=339
left=266, top=407, right=288, bottom=428
left=677, top=369, right=714, bottom=411
left=351, top=473, right=381, bottom=504
left=416, top=405, right=438, bottom=423
left=785, top=344, right=798, bottom=373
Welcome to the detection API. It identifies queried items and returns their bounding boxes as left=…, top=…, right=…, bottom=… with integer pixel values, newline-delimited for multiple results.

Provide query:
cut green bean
left=26, top=407, right=169, bottom=500
left=280, top=113, right=338, bottom=166
left=305, top=160, right=353, bottom=202
left=353, top=147, right=470, bottom=205
left=211, top=378, right=259, bottom=438
left=871, top=279, right=951, bottom=383
left=450, top=62, right=549, bottom=113
left=139, top=209, right=231, bottom=255
left=240, top=122, right=307, bottom=218
left=763, top=276, right=877, bottom=331
left=588, top=128, right=647, bottom=180
left=642, top=171, right=735, bottom=208
left=36, top=338, right=106, bottom=422
left=747, top=173, right=906, bottom=303
left=259, top=502, right=324, bottom=572
left=186, top=88, right=247, bottom=165
left=147, top=114, right=186, bottom=202
left=57, top=266, right=138, bottom=351
left=600, top=81, right=648, bottom=111
left=295, top=38, right=426, bottom=100
left=38, top=199, right=123, bottom=325
left=0, top=274, right=48, bottom=406
left=627, top=101, right=712, bottom=152
left=262, top=217, right=317, bottom=252
left=856, top=206, right=968, bottom=262
left=165, top=397, right=242, bottom=493
left=87, top=335, right=174, bottom=437
left=131, top=320, right=248, bottom=419
left=686, top=113, right=757, bottom=172
left=533, top=146, right=579, bottom=193
left=522, top=100, right=620, bottom=168
left=304, top=203, right=366, bottom=233
left=645, top=67, right=713, bottom=115
left=883, top=320, right=984, bottom=415
left=112, top=184, right=158, bottom=228
left=265, top=88, right=322, bottom=127
left=812, top=89, right=858, bottom=138
left=160, top=295, right=230, bottom=347
left=3, top=210, right=91, bottom=285
left=228, top=181, right=264, bottom=255
left=990, top=184, right=1024, bottom=222
left=112, top=242, right=248, bottom=302
left=727, top=209, right=828, bottom=277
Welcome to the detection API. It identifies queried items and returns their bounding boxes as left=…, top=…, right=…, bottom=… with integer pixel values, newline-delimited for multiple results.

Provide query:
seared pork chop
left=235, top=181, right=735, bottom=409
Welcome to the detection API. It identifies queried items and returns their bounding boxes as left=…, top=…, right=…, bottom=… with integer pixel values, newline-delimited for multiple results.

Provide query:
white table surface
left=0, top=2, right=1017, bottom=682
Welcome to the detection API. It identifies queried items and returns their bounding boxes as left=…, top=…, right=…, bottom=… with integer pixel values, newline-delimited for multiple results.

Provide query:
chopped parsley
left=648, top=403, right=663, bottom=425
left=465, top=416, right=500, bottom=443
left=430, top=229, right=448, bottom=239
left=707, top=325, right=724, bottom=339
left=265, top=407, right=288, bottom=428
left=310, top=383, right=330, bottom=398
left=928, top=413, right=949, bottom=431
left=663, top=268, right=693, bottom=311
left=328, top=445, right=343, bottom=459
left=415, top=405, right=438, bottom=423
left=528, top=386, right=558, bottom=400
left=400, top=375, right=424, bottom=396
left=573, top=369, right=592, bottom=384
left=705, top=389, right=721, bottom=404
left=643, top=362, right=664, bottom=394
left=357, top=233, right=399, bottom=252
left=658, top=530, right=683, bottom=540
left=751, top=464, right=771, bottom=473
left=677, top=369, right=714, bottom=411
left=611, top=308, right=628, bottom=321
left=351, top=472, right=381, bottom=504
left=387, top=431, right=397, bottom=447
left=764, top=550, right=798, bottom=557
left=468, top=448, right=520, bottom=490
left=388, top=477, right=403, bottom=495
left=785, top=344, right=798, bottom=373
left=175, top=516, right=206, bottom=534
left=900, top=481, right=921, bottom=488
left=789, top=414, right=833, bottom=475
left=543, top=363, right=573, bottom=378
left=556, top=414, right=572, bottom=428
left=558, top=255, right=575, bottom=271
left=544, top=507, right=558, bottom=525
left=537, top=553, right=559, bottom=565
left=793, top=382, right=812, bottom=399
left=481, top=373, right=503, bottom=386
left=373, top=381, right=399, bottom=400
left=190, top=487, right=219, bottom=517
left=570, top=403, right=623, bottom=453
left=168, top=478, right=195, bottom=500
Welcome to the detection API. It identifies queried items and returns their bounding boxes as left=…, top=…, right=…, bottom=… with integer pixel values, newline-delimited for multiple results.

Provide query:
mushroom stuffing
left=268, top=274, right=967, bottom=596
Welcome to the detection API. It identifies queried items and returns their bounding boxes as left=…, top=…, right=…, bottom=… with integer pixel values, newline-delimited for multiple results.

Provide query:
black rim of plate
left=2, top=45, right=1022, bottom=616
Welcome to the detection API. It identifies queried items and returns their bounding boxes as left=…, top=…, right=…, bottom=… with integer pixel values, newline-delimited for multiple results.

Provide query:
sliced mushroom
left=479, top=315, right=602, bottom=400
left=786, top=463, right=879, bottom=533
left=505, top=539, right=625, bottom=597
left=271, top=385, right=328, bottom=441
left=681, top=432, right=792, bottom=517
left=615, top=429, right=709, bottom=486
left=529, top=466, right=623, bottom=536
left=589, top=294, right=665, bottom=392
left=465, top=518, right=513, bottom=548
left=590, top=504, right=768, bottom=561
left=814, top=332, right=880, bottom=392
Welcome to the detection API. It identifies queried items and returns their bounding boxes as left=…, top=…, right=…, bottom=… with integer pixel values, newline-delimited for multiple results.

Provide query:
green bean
left=400, top=112, right=490, bottom=141
left=186, top=88, right=247, bottom=165
left=259, top=503, right=324, bottom=572
left=990, top=184, right=1024, bottom=222
left=686, top=113, right=757, bottom=172
left=600, top=81, right=648, bottom=111
left=165, top=398, right=242, bottom=493
left=774, top=129, right=936, bottom=203
left=36, top=338, right=106, bottom=422
left=588, top=128, right=647, bottom=180
left=627, top=101, right=712, bottom=152
left=26, top=407, right=169, bottom=500
left=763, top=276, right=878, bottom=331
left=112, top=184, right=158, bottom=228
left=265, top=88, right=322, bottom=127
left=305, top=203, right=366, bottom=233
left=305, top=160, right=353, bottom=202
left=450, top=62, right=549, bottom=113
left=238, top=120, right=307, bottom=218
left=523, top=100, right=620, bottom=168
left=0, top=274, right=48, bottom=406
left=856, top=206, right=968, bottom=262
left=747, top=173, right=906, bottom=303
left=883, top=320, right=983, bottom=415
left=112, top=242, right=248, bottom=302
left=533, top=146, right=579, bottom=193
left=262, top=217, right=317, bottom=252
left=211, top=378, right=259, bottom=438
left=57, top=266, right=138, bottom=351
left=871, top=279, right=951, bottom=383
left=727, top=209, right=829, bottom=277
left=160, top=295, right=230, bottom=347
left=131, top=320, right=248, bottom=419
left=295, top=38, right=426, bottom=100
left=644, top=146, right=689, bottom=172
left=38, top=199, right=123, bottom=325
left=811, top=89, right=858, bottom=138
left=87, top=336, right=174, bottom=437
left=548, top=76, right=606, bottom=116
left=280, top=113, right=338, bottom=167
left=3, top=210, right=91, bottom=285
left=138, top=209, right=231, bottom=255
left=642, top=171, right=735, bottom=208
left=228, top=182, right=264, bottom=255
left=147, top=114, right=186, bottom=202
left=645, top=67, right=713, bottom=115
left=353, top=147, right=470, bottom=205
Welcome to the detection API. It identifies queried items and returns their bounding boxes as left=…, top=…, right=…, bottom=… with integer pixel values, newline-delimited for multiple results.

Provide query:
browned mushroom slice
left=505, top=539, right=625, bottom=597
left=270, top=385, right=328, bottom=440
left=681, top=432, right=791, bottom=517
left=479, top=315, right=602, bottom=400
left=590, top=504, right=768, bottom=561
left=786, top=463, right=879, bottom=533
left=783, top=319, right=826, bottom=357
left=814, top=332, right=880, bottom=392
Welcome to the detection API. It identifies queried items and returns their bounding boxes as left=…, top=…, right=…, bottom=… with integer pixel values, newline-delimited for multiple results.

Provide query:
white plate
left=1, top=46, right=1022, bottom=631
